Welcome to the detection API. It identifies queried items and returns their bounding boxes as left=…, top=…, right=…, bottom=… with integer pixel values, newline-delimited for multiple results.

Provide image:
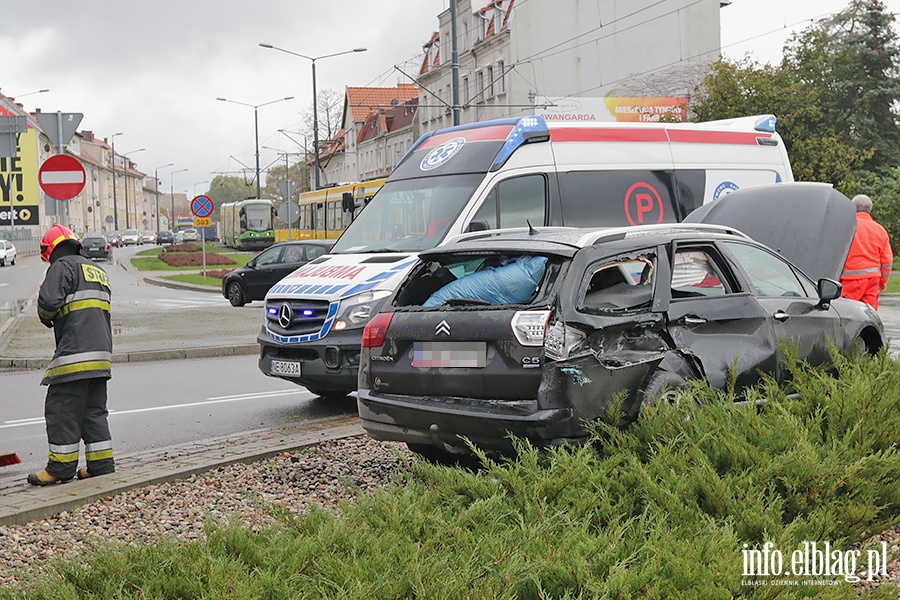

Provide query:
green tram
left=220, top=199, right=277, bottom=250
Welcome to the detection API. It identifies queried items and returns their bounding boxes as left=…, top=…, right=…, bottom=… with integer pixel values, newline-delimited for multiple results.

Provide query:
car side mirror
left=466, top=220, right=489, bottom=233
left=247, top=259, right=257, bottom=269
left=817, top=278, right=842, bottom=308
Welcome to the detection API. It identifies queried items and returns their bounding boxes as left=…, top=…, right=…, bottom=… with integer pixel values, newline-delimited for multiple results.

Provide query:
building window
left=487, top=65, right=494, bottom=98
left=462, top=21, right=469, bottom=51
left=462, top=75, right=470, bottom=105
left=475, top=70, right=484, bottom=103
left=497, top=61, right=506, bottom=94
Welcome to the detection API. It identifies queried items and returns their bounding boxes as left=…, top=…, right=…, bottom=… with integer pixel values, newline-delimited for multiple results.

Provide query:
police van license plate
left=270, top=359, right=301, bottom=376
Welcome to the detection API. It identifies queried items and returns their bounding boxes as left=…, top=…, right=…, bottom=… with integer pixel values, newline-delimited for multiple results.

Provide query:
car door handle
left=681, top=316, right=707, bottom=325
left=773, top=311, right=790, bottom=322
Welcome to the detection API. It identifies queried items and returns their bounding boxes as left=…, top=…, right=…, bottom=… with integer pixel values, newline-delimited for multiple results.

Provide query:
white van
left=258, top=114, right=793, bottom=398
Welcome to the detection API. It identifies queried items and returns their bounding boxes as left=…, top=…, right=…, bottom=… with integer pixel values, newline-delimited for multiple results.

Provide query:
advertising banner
left=0, top=127, right=40, bottom=226
left=535, top=97, right=687, bottom=123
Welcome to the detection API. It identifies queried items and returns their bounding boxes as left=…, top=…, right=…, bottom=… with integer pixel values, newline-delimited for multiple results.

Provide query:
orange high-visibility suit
left=840, top=212, right=892, bottom=309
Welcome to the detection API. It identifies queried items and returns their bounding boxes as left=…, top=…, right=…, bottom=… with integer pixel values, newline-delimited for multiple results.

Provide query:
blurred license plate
left=412, top=342, right=486, bottom=368
left=270, top=359, right=301, bottom=375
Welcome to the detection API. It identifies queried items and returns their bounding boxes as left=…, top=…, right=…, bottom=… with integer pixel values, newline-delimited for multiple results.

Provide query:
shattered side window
left=670, top=249, right=727, bottom=298
left=580, top=254, right=655, bottom=313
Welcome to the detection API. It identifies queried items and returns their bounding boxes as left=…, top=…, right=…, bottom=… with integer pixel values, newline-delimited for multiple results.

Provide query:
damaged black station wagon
left=357, top=183, right=885, bottom=459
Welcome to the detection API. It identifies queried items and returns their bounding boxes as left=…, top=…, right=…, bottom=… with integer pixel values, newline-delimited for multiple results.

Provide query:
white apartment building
left=417, top=0, right=724, bottom=133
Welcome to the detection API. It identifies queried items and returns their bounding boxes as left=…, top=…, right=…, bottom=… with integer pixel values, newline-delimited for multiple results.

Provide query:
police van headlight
left=333, top=290, right=393, bottom=331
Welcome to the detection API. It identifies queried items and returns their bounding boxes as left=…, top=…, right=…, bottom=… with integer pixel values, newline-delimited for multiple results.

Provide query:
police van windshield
left=330, top=173, right=483, bottom=254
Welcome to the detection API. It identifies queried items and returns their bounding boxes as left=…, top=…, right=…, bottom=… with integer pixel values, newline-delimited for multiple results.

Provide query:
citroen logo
left=435, top=320, right=451, bottom=336
left=278, top=303, right=293, bottom=329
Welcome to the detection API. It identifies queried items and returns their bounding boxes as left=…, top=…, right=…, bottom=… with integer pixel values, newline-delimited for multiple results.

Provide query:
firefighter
left=840, top=194, right=893, bottom=310
left=27, top=224, right=115, bottom=486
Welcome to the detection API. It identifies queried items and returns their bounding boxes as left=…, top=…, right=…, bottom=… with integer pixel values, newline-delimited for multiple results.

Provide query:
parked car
left=0, top=240, right=16, bottom=266
left=156, top=230, right=175, bottom=245
left=105, top=231, right=121, bottom=247
left=222, top=240, right=332, bottom=307
left=81, top=232, right=112, bottom=262
left=355, top=183, right=885, bottom=460
left=173, top=230, right=185, bottom=244
left=181, top=228, right=199, bottom=242
left=141, top=231, right=155, bottom=244
left=121, top=229, right=141, bottom=246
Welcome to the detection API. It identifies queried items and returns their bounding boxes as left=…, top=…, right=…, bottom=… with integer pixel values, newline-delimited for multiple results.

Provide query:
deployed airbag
left=424, top=255, right=548, bottom=306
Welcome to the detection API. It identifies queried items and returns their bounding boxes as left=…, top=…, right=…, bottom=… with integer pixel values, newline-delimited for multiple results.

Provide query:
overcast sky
left=2, top=0, right=898, bottom=198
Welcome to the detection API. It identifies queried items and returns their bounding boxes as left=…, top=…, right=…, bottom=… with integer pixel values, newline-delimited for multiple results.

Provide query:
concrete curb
left=0, top=417, right=364, bottom=526
left=142, top=276, right=222, bottom=294
left=0, top=344, right=259, bottom=370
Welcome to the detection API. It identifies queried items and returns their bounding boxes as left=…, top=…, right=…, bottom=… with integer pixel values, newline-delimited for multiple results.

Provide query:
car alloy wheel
left=227, top=282, right=246, bottom=307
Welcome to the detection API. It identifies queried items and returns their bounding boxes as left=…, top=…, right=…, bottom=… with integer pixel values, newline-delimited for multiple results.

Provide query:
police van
left=258, top=114, right=793, bottom=398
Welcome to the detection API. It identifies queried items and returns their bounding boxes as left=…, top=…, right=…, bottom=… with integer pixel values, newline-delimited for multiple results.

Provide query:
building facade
left=416, top=0, right=723, bottom=134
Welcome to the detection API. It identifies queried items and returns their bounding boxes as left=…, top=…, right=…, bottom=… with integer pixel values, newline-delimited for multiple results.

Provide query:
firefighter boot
left=26, top=469, right=73, bottom=486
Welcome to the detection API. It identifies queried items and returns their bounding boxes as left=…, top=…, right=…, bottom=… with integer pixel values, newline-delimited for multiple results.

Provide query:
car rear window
left=395, top=253, right=554, bottom=308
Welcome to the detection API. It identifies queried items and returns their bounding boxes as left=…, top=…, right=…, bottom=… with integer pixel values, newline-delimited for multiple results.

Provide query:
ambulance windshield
left=330, top=173, right=483, bottom=254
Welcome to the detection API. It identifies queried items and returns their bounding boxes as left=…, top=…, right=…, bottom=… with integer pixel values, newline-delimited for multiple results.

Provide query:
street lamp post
left=122, top=148, right=145, bottom=230
left=263, top=146, right=302, bottom=240
left=193, top=181, right=210, bottom=197
left=216, top=96, right=294, bottom=198
left=7, top=88, right=50, bottom=101
left=259, top=44, right=367, bottom=190
left=109, top=132, right=123, bottom=231
left=170, top=168, right=188, bottom=231
left=154, top=163, right=175, bottom=231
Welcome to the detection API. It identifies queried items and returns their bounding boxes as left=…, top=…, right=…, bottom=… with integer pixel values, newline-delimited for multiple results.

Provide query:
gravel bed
left=0, top=436, right=413, bottom=587
left=0, top=436, right=898, bottom=594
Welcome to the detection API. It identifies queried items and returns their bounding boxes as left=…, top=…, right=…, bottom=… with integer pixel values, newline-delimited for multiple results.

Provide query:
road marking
left=0, top=389, right=310, bottom=429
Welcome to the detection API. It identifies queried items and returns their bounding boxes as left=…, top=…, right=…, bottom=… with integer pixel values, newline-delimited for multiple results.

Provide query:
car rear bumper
left=357, top=388, right=582, bottom=454
left=257, top=326, right=362, bottom=394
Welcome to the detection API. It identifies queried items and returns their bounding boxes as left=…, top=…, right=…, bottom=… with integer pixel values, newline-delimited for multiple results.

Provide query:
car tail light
left=511, top=310, right=551, bottom=346
left=543, top=320, right=588, bottom=361
left=104, top=243, right=109, bottom=250
left=362, top=312, right=393, bottom=348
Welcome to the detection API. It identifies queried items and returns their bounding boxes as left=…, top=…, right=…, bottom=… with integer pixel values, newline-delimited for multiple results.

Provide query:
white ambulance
left=258, top=114, right=793, bottom=398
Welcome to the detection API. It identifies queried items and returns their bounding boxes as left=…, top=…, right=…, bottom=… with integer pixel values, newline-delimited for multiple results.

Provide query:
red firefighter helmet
left=40, top=224, right=81, bottom=263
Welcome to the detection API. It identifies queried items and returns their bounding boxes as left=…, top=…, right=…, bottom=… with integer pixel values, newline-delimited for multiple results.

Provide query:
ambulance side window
left=471, top=175, right=545, bottom=231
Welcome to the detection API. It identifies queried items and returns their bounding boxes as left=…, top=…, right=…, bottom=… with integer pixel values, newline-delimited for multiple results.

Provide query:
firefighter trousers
left=44, top=378, right=115, bottom=480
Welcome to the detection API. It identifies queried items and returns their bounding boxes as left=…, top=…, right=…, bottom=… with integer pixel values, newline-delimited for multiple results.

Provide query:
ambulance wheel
left=227, top=282, right=246, bottom=307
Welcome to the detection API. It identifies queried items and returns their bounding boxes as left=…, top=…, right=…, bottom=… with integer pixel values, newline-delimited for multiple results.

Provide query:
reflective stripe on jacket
left=38, top=255, right=113, bottom=385
left=841, top=212, right=893, bottom=284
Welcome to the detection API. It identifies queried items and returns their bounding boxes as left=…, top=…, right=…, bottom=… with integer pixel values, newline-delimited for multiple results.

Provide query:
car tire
left=10, top=256, right=14, bottom=265
left=0, top=257, right=4, bottom=267
left=405, top=443, right=481, bottom=469
left=226, top=282, right=247, bottom=307
left=640, top=370, right=692, bottom=418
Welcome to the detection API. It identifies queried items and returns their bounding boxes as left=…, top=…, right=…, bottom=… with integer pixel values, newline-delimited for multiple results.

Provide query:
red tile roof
left=345, top=85, right=419, bottom=123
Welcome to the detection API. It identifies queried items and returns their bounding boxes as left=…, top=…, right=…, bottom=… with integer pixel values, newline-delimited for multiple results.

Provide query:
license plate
left=411, top=341, right=487, bottom=368
left=270, top=359, right=301, bottom=375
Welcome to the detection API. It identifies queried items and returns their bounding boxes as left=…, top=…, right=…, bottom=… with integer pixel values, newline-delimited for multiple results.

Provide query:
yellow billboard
left=0, top=127, right=40, bottom=226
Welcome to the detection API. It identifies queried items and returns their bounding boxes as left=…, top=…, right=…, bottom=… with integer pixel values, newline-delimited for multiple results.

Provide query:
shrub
left=163, top=243, right=202, bottom=253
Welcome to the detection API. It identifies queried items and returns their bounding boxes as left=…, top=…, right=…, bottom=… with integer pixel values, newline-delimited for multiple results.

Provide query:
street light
left=263, top=146, right=302, bottom=241
left=216, top=96, right=294, bottom=198
left=170, top=168, right=188, bottom=231
left=109, top=133, right=124, bottom=230
left=193, top=180, right=210, bottom=197
left=8, top=88, right=50, bottom=100
left=154, top=163, right=175, bottom=231
left=122, top=148, right=145, bottom=230
left=259, top=44, right=367, bottom=190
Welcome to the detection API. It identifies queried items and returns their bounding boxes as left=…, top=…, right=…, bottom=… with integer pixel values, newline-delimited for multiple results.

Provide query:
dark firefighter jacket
left=37, top=254, right=113, bottom=385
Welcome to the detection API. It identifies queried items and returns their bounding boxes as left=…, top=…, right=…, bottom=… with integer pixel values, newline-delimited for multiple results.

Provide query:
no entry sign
left=39, top=154, right=86, bottom=200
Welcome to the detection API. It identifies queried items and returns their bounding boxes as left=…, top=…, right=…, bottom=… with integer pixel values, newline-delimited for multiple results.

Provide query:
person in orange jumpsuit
left=840, top=194, right=893, bottom=309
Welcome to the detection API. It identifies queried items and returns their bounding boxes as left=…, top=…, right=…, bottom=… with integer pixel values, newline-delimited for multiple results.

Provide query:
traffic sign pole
left=191, top=196, right=214, bottom=279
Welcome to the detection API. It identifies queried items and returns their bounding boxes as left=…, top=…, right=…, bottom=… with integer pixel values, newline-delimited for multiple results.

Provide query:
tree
left=300, top=88, right=344, bottom=149
left=783, top=0, right=900, bottom=171
left=692, top=58, right=871, bottom=185
left=206, top=175, right=255, bottom=220
left=261, top=158, right=310, bottom=202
